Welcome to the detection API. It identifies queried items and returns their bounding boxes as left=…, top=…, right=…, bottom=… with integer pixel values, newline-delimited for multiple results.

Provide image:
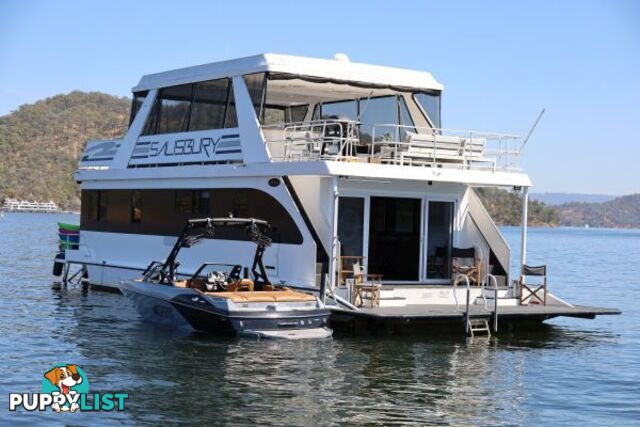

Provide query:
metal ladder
left=454, top=274, right=494, bottom=337
left=467, top=316, right=491, bottom=337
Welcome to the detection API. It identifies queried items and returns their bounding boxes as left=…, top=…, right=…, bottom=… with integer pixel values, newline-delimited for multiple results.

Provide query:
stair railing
left=453, top=274, right=471, bottom=336
left=482, top=273, right=499, bottom=333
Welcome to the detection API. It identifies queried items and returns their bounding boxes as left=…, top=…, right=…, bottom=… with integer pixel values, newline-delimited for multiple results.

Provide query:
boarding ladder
left=454, top=274, right=499, bottom=337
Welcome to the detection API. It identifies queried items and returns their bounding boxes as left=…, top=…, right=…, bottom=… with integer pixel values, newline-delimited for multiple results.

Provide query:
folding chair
left=519, top=264, right=547, bottom=305
left=451, top=247, right=482, bottom=286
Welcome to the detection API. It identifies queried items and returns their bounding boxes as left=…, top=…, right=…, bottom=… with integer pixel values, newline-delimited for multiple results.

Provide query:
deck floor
left=333, top=303, right=620, bottom=319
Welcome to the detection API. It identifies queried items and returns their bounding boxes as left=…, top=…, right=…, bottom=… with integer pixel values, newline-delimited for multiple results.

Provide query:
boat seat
left=205, top=290, right=317, bottom=302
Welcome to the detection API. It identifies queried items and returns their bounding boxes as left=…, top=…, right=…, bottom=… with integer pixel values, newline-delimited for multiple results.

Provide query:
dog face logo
left=42, top=364, right=89, bottom=412
left=9, top=364, right=128, bottom=413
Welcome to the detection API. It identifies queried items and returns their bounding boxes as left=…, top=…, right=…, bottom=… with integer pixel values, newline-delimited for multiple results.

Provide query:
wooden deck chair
left=451, top=247, right=482, bottom=286
left=519, top=264, right=547, bottom=305
left=352, top=262, right=382, bottom=308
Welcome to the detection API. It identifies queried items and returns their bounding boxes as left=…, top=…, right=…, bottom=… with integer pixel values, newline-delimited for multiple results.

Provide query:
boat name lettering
left=148, top=137, right=221, bottom=158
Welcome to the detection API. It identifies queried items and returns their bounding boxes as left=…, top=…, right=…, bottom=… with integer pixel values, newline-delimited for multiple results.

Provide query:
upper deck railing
left=263, top=119, right=522, bottom=172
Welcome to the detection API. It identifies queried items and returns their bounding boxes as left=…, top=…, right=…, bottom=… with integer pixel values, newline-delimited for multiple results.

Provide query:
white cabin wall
left=287, top=176, right=334, bottom=255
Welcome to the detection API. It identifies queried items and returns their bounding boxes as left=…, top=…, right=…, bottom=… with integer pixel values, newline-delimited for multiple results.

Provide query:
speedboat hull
left=120, top=280, right=332, bottom=339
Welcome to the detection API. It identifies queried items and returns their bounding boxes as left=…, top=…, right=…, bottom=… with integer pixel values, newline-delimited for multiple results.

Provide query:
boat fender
left=52, top=252, right=65, bottom=276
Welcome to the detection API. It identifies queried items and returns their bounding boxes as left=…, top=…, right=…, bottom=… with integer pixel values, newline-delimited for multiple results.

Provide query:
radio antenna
left=519, top=108, right=545, bottom=153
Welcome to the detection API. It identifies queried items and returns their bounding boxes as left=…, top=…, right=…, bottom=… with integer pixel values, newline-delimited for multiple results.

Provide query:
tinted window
left=225, top=82, right=238, bottom=128
left=288, top=105, right=308, bottom=123
left=398, top=96, right=416, bottom=139
left=413, top=92, right=441, bottom=128
left=156, top=84, right=192, bottom=134
left=80, top=188, right=302, bottom=244
left=243, top=73, right=266, bottom=119
left=88, top=191, right=108, bottom=222
left=129, top=91, right=148, bottom=126
left=131, top=191, right=142, bottom=223
left=263, top=106, right=285, bottom=125
left=175, top=190, right=194, bottom=214
left=320, top=100, right=357, bottom=121
left=261, top=105, right=308, bottom=125
left=359, top=96, right=397, bottom=143
left=190, top=79, right=229, bottom=131
left=88, top=191, right=99, bottom=221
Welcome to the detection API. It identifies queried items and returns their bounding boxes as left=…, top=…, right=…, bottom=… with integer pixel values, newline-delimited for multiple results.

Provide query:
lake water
left=1, top=213, right=638, bottom=426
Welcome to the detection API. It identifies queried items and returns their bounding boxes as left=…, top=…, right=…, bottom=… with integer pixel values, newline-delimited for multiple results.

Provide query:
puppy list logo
left=8, top=363, right=128, bottom=413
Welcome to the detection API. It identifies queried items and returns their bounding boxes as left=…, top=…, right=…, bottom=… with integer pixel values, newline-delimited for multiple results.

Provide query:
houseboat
left=62, top=53, right=619, bottom=335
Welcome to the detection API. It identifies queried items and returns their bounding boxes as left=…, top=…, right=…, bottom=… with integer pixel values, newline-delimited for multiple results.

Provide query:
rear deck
left=329, top=303, right=621, bottom=335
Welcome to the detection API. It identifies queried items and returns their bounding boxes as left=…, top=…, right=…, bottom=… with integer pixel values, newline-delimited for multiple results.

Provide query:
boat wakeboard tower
left=121, top=217, right=332, bottom=339
left=143, top=217, right=273, bottom=292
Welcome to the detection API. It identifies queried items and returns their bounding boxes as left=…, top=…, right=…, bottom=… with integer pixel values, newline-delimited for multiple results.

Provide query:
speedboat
left=120, top=217, right=332, bottom=339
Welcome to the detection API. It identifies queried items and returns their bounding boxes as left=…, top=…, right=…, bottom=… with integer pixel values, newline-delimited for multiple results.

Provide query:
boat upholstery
left=206, top=289, right=317, bottom=302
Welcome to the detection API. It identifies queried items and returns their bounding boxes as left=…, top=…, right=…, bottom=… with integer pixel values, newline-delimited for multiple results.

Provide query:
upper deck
left=77, top=54, right=530, bottom=188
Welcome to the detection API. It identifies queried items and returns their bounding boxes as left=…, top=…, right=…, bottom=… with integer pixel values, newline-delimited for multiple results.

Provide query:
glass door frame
left=422, top=197, right=458, bottom=284
left=339, top=190, right=459, bottom=284
left=337, top=194, right=370, bottom=273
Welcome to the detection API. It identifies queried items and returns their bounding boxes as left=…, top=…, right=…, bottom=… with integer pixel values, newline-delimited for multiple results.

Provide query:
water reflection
left=52, top=286, right=618, bottom=426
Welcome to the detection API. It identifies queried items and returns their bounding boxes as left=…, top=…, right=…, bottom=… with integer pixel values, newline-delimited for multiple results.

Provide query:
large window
left=190, top=79, right=229, bottom=131
left=141, top=79, right=239, bottom=135
left=313, top=96, right=415, bottom=142
left=262, top=105, right=309, bottom=125
left=359, top=96, right=396, bottom=143
left=175, top=190, right=210, bottom=215
left=156, top=84, right=192, bottom=134
left=319, top=100, right=358, bottom=121
left=80, top=188, right=302, bottom=244
left=413, top=92, right=442, bottom=128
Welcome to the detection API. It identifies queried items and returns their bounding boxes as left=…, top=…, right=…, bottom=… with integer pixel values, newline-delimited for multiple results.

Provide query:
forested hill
left=475, top=187, right=559, bottom=226
left=556, top=194, right=640, bottom=229
left=0, top=91, right=130, bottom=210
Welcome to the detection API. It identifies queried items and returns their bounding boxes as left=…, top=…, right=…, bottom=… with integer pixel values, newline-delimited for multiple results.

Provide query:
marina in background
left=1, top=198, right=58, bottom=213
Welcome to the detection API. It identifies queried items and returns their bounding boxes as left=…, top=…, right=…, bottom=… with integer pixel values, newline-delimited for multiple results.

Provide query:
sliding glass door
left=338, top=197, right=365, bottom=259
left=425, top=201, right=454, bottom=280
left=368, top=197, right=421, bottom=281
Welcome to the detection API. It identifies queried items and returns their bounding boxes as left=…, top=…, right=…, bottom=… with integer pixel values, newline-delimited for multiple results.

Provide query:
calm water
left=1, top=213, right=639, bottom=426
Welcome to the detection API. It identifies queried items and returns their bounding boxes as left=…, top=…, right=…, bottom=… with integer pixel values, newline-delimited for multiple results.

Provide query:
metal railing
left=263, top=119, right=359, bottom=162
left=482, top=273, right=499, bottom=333
left=262, top=120, right=522, bottom=172
left=452, top=274, right=473, bottom=336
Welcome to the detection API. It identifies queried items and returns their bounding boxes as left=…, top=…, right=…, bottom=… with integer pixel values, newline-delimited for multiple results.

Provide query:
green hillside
left=0, top=91, right=130, bottom=210
left=475, top=187, right=559, bottom=226
left=556, top=194, right=640, bottom=228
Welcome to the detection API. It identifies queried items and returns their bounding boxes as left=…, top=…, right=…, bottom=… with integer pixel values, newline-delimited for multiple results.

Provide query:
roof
left=132, top=53, right=444, bottom=92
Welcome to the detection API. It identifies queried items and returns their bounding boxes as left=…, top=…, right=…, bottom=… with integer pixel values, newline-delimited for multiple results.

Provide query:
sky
left=1, top=0, right=639, bottom=195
